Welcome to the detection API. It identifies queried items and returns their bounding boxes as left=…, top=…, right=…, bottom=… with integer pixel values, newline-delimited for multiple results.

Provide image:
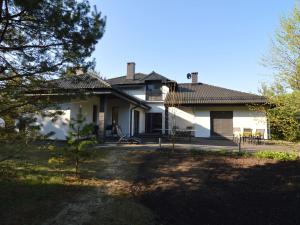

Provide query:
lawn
left=1, top=145, right=300, bottom=225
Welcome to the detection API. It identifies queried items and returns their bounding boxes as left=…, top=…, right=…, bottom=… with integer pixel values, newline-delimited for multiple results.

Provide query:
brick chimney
left=191, top=72, right=198, bottom=83
left=126, top=62, right=135, bottom=80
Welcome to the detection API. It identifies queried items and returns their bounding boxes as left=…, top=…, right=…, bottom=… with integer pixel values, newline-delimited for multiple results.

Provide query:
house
left=35, top=62, right=268, bottom=140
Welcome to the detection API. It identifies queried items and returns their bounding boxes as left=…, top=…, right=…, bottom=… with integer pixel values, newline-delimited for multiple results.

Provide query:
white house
left=35, top=62, right=268, bottom=140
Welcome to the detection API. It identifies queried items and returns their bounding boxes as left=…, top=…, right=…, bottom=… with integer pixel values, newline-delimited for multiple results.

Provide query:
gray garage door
left=210, top=111, right=233, bottom=138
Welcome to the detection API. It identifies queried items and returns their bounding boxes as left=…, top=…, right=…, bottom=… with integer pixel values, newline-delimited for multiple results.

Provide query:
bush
left=255, top=151, right=298, bottom=161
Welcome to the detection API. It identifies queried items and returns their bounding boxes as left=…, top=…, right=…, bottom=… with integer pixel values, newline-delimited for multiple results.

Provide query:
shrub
left=255, top=151, right=298, bottom=161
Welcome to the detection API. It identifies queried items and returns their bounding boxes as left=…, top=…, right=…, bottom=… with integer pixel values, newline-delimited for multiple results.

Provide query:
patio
left=100, top=137, right=300, bottom=153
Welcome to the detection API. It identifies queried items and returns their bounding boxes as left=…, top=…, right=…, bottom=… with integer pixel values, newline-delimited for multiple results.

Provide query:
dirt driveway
left=44, top=148, right=300, bottom=225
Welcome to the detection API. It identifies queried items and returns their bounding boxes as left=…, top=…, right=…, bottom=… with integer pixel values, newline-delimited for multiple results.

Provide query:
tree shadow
left=132, top=152, right=300, bottom=225
left=0, top=179, right=93, bottom=225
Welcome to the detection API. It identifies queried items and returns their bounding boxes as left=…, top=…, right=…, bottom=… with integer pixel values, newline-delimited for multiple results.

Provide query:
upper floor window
left=146, top=82, right=162, bottom=101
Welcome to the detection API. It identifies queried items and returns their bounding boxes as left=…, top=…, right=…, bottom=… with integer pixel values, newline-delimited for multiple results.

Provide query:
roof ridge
left=107, top=73, right=147, bottom=81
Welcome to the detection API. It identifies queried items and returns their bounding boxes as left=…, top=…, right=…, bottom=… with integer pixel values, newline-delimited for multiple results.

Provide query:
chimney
left=191, top=72, right=198, bottom=83
left=76, top=69, right=84, bottom=75
left=126, top=62, right=135, bottom=80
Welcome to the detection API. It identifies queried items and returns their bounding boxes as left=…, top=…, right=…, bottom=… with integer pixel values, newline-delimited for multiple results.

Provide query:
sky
left=89, top=0, right=295, bottom=93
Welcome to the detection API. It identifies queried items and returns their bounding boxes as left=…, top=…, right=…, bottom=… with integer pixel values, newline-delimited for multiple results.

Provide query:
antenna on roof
left=187, top=73, right=192, bottom=79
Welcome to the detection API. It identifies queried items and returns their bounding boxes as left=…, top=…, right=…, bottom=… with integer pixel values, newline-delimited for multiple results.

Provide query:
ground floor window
left=145, top=113, right=162, bottom=133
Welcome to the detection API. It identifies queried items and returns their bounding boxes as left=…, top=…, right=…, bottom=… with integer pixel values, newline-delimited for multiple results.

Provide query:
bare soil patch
left=2, top=146, right=300, bottom=225
left=131, top=151, right=300, bottom=225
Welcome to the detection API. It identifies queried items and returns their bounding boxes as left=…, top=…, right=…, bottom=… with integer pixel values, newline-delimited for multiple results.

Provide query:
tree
left=261, top=4, right=300, bottom=141
left=64, top=110, right=96, bottom=177
left=0, top=0, right=105, bottom=120
left=262, top=5, right=300, bottom=91
left=260, top=87, right=300, bottom=141
left=165, top=82, right=180, bottom=151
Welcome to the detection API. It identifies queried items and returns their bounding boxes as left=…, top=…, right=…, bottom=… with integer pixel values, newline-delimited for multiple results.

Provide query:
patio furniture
left=116, top=125, right=141, bottom=144
left=186, top=126, right=194, bottom=142
left=253, top=129, right=265, bottom=144
left=233, top=127, right=241, bottom=143
left=170, top=126, right=194, bottom=143
left=242, top=128, right=253, bottom=143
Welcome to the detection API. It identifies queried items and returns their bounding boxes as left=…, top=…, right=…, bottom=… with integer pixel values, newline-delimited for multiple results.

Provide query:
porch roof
left=30, top=73, right=150, bottom=110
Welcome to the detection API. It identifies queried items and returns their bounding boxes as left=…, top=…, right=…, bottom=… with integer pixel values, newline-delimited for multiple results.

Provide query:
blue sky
left=89, top=0, right=295, bottom=93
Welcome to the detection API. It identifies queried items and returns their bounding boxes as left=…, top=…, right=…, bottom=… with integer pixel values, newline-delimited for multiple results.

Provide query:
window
left=146, top=82, right=162, bottom=101
left=145, top=113, right=162, bottom=133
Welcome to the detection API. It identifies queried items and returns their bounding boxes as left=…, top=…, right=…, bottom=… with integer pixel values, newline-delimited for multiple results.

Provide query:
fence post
left=159, top=137, right=162, bottom=149
left=238, top=136, right=241, bottom=152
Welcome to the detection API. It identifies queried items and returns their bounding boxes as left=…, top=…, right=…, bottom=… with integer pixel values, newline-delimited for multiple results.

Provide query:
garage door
left=210, top=111, right=233, bottom=137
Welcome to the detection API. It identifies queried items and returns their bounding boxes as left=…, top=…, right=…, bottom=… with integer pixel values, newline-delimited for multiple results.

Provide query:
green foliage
left=261, top=4, right=300, bottom=141
left=48, top=157, right=65, bottom=166
left=64, top=111, right=96, bottom=177
left=255, top=151, right=298, bottom=161
left=189, top=149, right=251, bottom=157
left=264, top=91, right=300, bottom=141
left=0, top=0, right=106, bottom=129
left=262, top=6, right=300, bottom=91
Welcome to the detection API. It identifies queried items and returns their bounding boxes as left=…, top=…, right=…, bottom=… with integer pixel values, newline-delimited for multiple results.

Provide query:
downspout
left=130, top=105, right=139, bottom=137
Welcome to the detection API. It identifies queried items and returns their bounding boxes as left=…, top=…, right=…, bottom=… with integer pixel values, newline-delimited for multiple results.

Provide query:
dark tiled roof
left=165, top=83, right=266, bottom=105
left=106, top=73, right=147, bottom=85
left=50, top=73, right=111, bottom=90
left=36, top=73, right=150, bottom=109
left=143, top=71, right=170, bottom=82
left=106, top=71, right=171, bottom=86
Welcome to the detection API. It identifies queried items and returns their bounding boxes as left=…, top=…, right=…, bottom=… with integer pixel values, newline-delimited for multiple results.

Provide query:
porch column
left=98, top=95, right=107, bottom=142
left=165, top=105, right=169, bottom=135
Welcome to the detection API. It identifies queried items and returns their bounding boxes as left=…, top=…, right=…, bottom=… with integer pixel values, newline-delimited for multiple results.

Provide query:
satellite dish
left=187, top=73, right=191, bottom=79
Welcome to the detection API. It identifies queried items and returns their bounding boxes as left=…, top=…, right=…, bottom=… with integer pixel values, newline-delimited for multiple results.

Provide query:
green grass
left=255, top=151, right=298, bottom=161
left=190, top=149, right=251, bottom=157
left=0, top=143, right=110, bottom=225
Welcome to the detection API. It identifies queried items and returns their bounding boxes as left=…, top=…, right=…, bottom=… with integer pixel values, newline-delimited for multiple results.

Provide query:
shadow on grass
left=0, top=179, right=93, bottom=225
left=132, top=151, right=300, bottom=225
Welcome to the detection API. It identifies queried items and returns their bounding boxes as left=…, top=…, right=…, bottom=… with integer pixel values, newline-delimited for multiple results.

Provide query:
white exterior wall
left=233, top=110, right=268, bottom=139
left=194, top=111, right=211, bottom=137
left=36, top=96, right=100, bottom=140
left=122, top=86, right=146, bottom=101
left=130, top=106, right=146, bottom=136
left=106, top=98, right=131, bottom=135
left=162, top=85, right=169, bottom=100
left=70, top=96, right=100, bottom=124
left=168, top=106, right=194, bottom=130
left=169, top=105, right=268, bottom=139
left=121, top=84, right=169, bottom=102
left=36, top=103, right=71, bottom=140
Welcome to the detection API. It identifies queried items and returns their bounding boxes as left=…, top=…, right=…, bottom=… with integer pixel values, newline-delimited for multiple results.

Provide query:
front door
left=134, top=110, right=140, bottom=135
left=145, top=113, right=162, bottom=133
